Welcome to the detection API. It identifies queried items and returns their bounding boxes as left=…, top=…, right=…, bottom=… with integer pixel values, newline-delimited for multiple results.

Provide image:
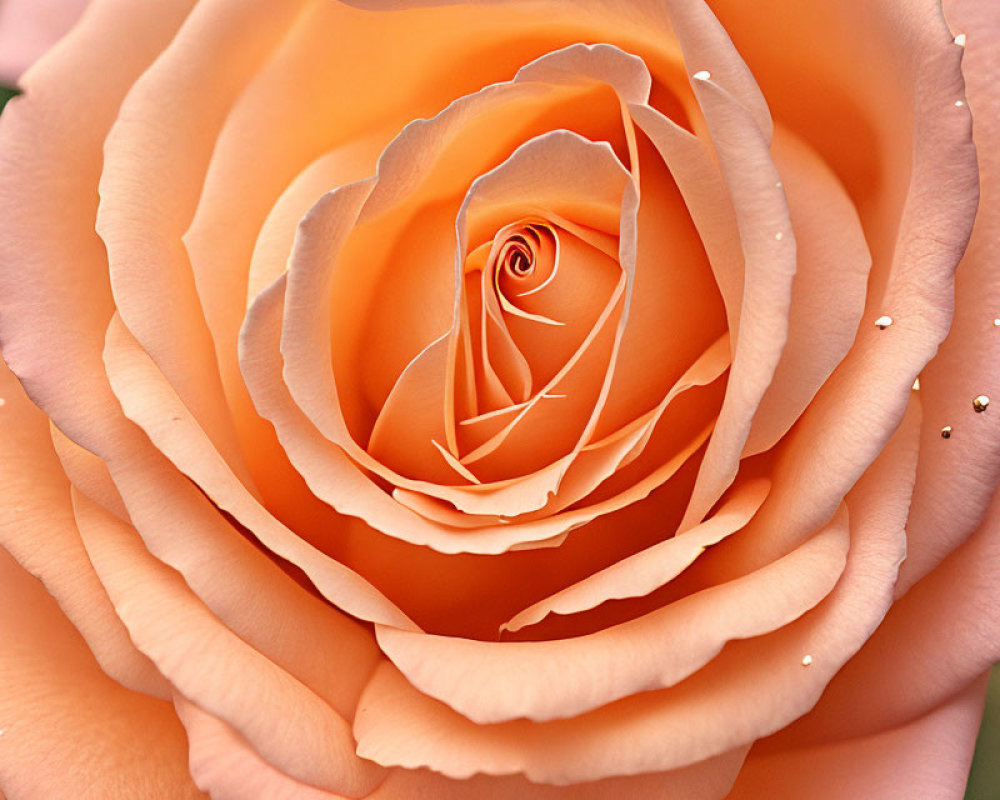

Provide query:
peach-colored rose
left=0, top=0, right=997, bottom=797
left=0, top=0, right=88, bottom=84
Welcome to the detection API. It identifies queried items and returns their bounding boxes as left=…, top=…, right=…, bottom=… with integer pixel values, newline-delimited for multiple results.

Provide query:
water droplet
left=774, top=231, right=784, bottom=241
left=912, top=378, right=921, bottom=391
left=955, top=99, right=965, bottom=107
left=954, top=33, right=966, bottom=47
left=0, top=397, right=6, bottom=407
left=941, top=425, right=953, bottom=439
left=692, top=70, right=711, bottom=81
left=775, top=181, right=783, bottom=188
left=875, top=315, right=893, bottom=330
left=973, top=395, right=990, bottom=413
left=801, top=654, right=813, bottom=667
left=993, top=318, right=1000, bottom=327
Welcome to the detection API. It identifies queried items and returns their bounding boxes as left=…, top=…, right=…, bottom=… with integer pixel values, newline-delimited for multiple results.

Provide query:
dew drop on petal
left=692, top=70, right=711, bottom=81
left=912, top=378, right=921, bottom=391
left=801, top=654, right=813, bottom=667
left=941, top=425, right=953, bottom=439
left=973, top=395, right=990, bottom=413
left=774, top=231, right=784, bottom=241
left=955, top=99, right=965, bottom=107
left=954, top=33, right=966, bottom=47
left=874, top=315, right=893, bottom=330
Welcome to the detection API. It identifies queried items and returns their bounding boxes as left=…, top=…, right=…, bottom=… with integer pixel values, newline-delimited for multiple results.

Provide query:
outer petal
left=0, top=0, right=194, bottom=454
left=179, top=696, right=743, bottom=800
left=896, top=0, right=1000, bottom=592
left=0, top=546, right=203, bottom=799
left=72, top=488, right=387, bottom=798
left=0, top=360, right=165, bottom=697
left=760, top=480, right=1000, bottom=750
left=728, top=675, right=989, bottom=800
left=0, top=0, right=89, bottom=83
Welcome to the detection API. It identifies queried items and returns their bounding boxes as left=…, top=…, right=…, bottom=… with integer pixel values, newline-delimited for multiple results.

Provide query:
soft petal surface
left=0, top=545, right=202, bottom=799
left=0, top=0, right=89, bottom=82
left=729, top=675, right=989, bottom=800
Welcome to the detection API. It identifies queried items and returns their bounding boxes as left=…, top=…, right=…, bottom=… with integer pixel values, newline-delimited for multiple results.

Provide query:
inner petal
left=498, top=220, right=622, bottom=390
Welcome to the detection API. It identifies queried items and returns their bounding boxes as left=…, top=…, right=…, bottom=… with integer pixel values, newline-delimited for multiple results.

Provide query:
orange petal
left=763, top=467, right=1000, bottom=750
left=375, top=505, right=846, bottom=725
left=674, top=75, right=796, bottom=531
left=0, top=545, right=203, bottom=799
left=0, top=0, right=192, bottom=452
left=741, top=125, right=871, bottom=456
left=729, top=675, right=989, bottom=800
left=0, top=359, right=165, bottom=698
left=97, top=0, right=317, bottom=484
left=176, top=697, right=348, bottom=800
left=104, top=312, right=414, bottom=630
left=356, top=660, right=751, bottom=783
left=73, top=488, right=386, bottom=797
left=357, top=397, right=917, bottom=780
left=243, top=275, right=583, bottom=554
left=0, top=0, right=89, bottom=83
left=896, top=0, right=1000, bottom=593
left=501, top=477, right=768, bottom=633
left=180, top=690, right=745, bottom=800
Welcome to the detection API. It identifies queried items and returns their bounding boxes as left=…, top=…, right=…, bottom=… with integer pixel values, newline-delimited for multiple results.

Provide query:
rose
left=0, top=0, right=997, bottom=797
left=0, top=0, right=88, bottom=84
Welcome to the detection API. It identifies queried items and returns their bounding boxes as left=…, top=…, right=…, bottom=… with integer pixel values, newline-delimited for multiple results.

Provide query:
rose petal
left=0, top=0, right=89, bottom=83
left=354, top=396, right=916, bottom=781
left=761, top=473, right=1000, bottom=749
left=0, top=545, right=202, bottom=799
left=375, top=504, right=846, bottom=724
left=176, top=697, right=348, bottom=800
left=103, top=313, right=414, bottom=630
left=673, top=73, right=796, bottom=530
left=588, top=128, right=726, bottom=440
left=180, top=693, right=745, bottom=800
left=741, top=124, right=871, bottom=456
left=0, top=0, right=193, bottom=453
left=500, top=477, right=769, bottom=633
left=243, top=274, right=591, bottom=555
left=49, top=422, right=130, bottom=521
left=73, top=488, right=386, bottom=797
left=96, top=0, right=322, bottom=486
left=0, top=359, right=165, bottom=697
left=729, top=675, right=989, bottom=800
left=895, top=0, right=1000, bottom=593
